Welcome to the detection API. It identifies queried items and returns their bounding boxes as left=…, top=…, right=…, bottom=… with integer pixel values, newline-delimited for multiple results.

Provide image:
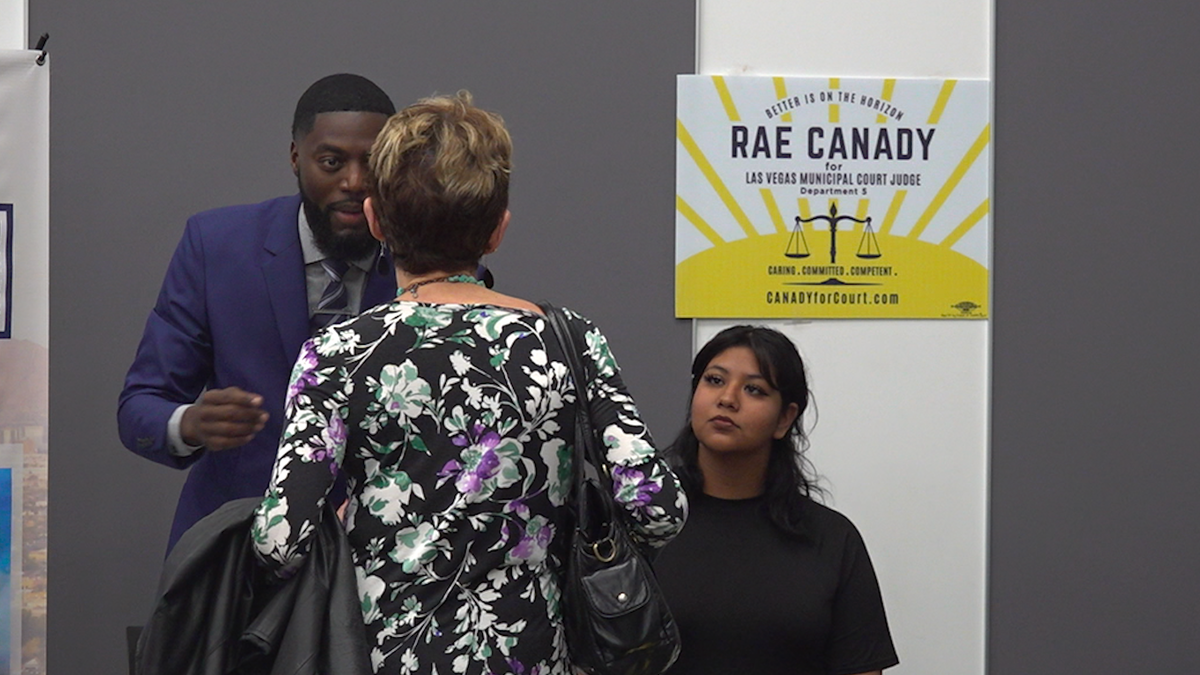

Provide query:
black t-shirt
left=655, top=494, right=898, bottom=675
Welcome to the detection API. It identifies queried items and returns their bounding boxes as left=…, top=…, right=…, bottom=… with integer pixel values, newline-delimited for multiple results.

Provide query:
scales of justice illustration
left=784, top=203, right=883, bottom=285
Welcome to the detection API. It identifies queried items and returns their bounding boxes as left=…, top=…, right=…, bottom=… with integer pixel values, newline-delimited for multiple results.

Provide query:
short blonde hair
left=368, top=91, right=512, bottom=275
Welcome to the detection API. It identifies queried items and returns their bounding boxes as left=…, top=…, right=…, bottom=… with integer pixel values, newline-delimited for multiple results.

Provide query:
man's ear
left=290, top=140, right=300, bottom=177
left=486, top=210, right=512, bottom=254
left=365, top=198, right=386, bottom=243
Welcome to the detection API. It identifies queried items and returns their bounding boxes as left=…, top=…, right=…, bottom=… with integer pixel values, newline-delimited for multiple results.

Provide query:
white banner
left=0, top=49, right=48, bottom=675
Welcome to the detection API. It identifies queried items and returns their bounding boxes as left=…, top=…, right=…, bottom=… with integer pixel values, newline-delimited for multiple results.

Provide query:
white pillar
left=693, top=2, right=991, bottom=674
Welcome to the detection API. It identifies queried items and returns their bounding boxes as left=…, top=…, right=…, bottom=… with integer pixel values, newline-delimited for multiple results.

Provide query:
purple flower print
left=451, top=423, right=499, bottom=450
left=287, top=341, right=320, bottom=404
left=450, top=424, right=503, bottom=496
left=438, top=460, right=462, bottom=479
left=325, top=414, right=347, bottom=447
left=456, top=449, right=500, bottom=494
left=307, top=414, right=346, bottom=474
left=505, top=656, right=544, bottom=675
left=309, top=446, right=332, bottom=463
left=307, top=445, right=339, bottom=476
left=612, top=466, right=661, bottom=507
left=508, top=517, right=553, bottom=562
left=503, top=496, right=530, bottom=519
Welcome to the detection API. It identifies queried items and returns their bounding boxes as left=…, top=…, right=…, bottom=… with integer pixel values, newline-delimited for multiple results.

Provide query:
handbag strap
left=538, top=303, right=607, bottom=490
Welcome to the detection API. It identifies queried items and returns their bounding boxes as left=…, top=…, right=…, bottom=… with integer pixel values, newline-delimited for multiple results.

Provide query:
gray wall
left=990, top=0, right=1200, bottom=672
left=31, top=2, right=694, bottom=672
left=28, top=0, right=1200, bottom=673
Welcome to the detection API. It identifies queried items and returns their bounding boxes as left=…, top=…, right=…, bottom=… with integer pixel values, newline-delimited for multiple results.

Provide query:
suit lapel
left=262, top=196, right=310, bottom=361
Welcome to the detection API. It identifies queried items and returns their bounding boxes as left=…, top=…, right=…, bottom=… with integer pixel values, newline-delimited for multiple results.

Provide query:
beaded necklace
left=396, top=273, right=485, bottom=299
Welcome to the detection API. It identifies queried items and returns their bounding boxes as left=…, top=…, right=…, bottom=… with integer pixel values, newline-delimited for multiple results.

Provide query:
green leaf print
left=489, top=347, right=509, bottom=368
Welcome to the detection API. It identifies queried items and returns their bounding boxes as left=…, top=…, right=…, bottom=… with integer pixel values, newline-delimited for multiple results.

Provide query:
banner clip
left=35, top=34, right=49, bottom=66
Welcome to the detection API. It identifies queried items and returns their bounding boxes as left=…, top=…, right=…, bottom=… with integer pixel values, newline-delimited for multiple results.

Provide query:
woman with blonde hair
left=252, top=92, right=687, bottom=674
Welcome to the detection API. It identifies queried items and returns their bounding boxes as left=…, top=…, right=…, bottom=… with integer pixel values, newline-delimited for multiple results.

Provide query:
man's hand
left=180, top=387, right=269, bottom=451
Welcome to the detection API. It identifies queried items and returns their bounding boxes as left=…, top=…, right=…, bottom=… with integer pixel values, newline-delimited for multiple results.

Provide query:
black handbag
left=540, top=304, right=681, bottom=675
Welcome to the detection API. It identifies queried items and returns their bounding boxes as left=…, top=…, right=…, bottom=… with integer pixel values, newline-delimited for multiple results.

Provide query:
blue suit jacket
left=118, top=194, right=396, bottom=550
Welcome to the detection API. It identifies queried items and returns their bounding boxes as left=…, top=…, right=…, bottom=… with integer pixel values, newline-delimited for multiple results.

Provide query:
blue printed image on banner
left=0, top=467, right=10, bottom=672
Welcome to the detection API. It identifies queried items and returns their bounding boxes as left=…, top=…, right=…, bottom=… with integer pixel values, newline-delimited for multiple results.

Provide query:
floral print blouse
left=252, top=302, right=687, bottom=675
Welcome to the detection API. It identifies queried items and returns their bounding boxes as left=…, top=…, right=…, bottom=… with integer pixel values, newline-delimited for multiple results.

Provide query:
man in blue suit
left=119, top=74, right=398, bottom=550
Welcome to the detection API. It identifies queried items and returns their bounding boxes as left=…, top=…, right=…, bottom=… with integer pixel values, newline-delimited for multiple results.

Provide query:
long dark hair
left=668, top=325, right=823, bottom=539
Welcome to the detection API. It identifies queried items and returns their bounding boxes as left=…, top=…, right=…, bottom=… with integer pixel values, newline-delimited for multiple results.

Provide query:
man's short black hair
left=292, top=74, right=396, bottom=139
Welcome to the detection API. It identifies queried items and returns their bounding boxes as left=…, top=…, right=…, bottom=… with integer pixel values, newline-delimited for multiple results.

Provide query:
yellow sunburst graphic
left=677, top=230, right=988, bottom=318
left=675, top=76, right=990, bottom=319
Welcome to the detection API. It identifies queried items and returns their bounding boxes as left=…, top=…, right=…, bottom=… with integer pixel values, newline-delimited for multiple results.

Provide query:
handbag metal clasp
left=591, top=537, right=617, bottom=563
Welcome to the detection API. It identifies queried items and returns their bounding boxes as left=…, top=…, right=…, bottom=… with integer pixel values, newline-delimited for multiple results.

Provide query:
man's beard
left=301, top=193, right=378, bottom=261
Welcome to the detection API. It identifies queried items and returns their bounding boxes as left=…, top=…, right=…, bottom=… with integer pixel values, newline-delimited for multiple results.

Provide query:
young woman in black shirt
left=656, top=325, right=899, bottom=675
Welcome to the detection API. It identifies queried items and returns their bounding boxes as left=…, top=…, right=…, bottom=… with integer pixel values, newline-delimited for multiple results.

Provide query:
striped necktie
left=311, top=259, right=351, bottom=334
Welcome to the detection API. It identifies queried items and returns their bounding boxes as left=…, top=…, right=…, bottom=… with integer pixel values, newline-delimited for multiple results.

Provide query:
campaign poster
left=676, top=76, right=990, bottom=318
